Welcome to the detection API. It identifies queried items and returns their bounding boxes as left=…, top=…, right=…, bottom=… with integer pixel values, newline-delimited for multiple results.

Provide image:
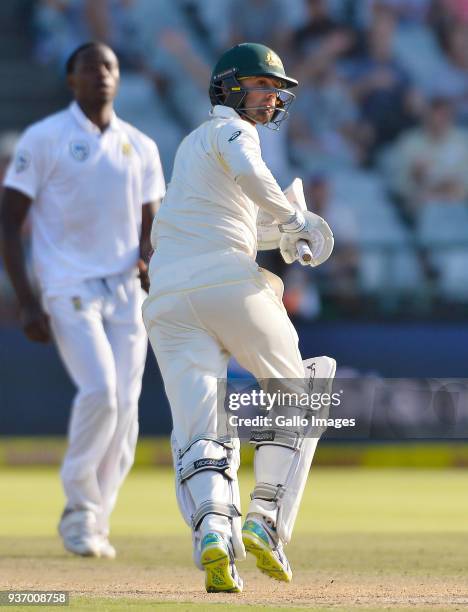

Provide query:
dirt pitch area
left=2, top=533, right=467, bottom=610
left=1, top=468, right=468, bottom=610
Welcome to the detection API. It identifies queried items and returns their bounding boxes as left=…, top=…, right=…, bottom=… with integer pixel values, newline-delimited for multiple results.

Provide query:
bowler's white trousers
left=43, top=272, right=147, bottom=534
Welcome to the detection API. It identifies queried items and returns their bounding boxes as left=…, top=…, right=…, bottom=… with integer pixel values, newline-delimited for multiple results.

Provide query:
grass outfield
left=1, top=467, right=467, bottom=610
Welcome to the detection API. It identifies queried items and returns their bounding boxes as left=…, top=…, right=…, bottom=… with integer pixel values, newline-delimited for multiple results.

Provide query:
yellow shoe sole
left=242, top=530, right=292, bottom=582
left=201, top=544, right=242, bottom=593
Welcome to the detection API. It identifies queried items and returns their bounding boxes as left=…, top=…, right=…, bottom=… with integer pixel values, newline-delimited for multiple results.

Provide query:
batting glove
left=279, top=210, right=334, bottom=267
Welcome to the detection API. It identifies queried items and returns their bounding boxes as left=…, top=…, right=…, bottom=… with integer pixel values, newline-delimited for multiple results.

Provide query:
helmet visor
left=236, top=85, right=296, bottom=130
left=211, top=79, right=296, bottom=130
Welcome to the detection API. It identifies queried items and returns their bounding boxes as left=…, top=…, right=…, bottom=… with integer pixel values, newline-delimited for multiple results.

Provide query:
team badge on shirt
left=69, top=140, right=90, bottom=162
left=122, top=142, right=132, bottom=156
left=71, top=296, right=83, bottom=311
left=15, top=150, right=30, bottom=173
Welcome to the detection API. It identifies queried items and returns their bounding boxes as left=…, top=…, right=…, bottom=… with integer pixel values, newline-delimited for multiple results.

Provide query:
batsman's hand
left=279, top=210, right=334, bottom=267
left=20, top=302, right=51, bottom=343
left=138, top=258, right=150, bottom=293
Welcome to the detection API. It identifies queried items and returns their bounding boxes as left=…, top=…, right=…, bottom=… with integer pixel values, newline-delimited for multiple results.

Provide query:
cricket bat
left=283, top=178, right=313, bottom=264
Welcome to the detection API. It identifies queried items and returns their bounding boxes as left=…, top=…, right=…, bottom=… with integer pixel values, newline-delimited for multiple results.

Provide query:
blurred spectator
left=289, top=57, right=370, bottom=171
left=306, top=174, right=359, bottom=246
left=431, top=23, right=468, bottom=123
left=293, top=22, right=356, bottom=82
left=179, top=0, right=233, bottom=53
left=416, top=196, right=468, bottom=302
left=282, top=174, right=361, bottom=318
left=34, top=0, right=141, bottom=70
left=373, top=0, right=432, bottom=24
left=432, top=0, right=468, bottom=25
left=158, top=28, right=210, bottom=92
left=385, top=96, right=468, bottom=301
left=391, top=2, right=446, bottom=93
left=226, top=0, right=290, bottom=51
left=340, top=0, right=433, bottom=29
left=386, top=96, right=468, bottom=213
left=346, top=5, right=421, bottom=155
left=155, top=28, right=212, bottom=128
left=34, top=0, right=97, bottom=66
left=304, top=174, right=360, bottom=307
left=290, top=0, right=355, bottom=58
left=445, top=0, right=468, bottom=21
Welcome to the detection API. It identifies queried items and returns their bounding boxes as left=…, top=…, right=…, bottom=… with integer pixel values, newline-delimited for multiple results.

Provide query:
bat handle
left=296, top=239, right=313, bottom=264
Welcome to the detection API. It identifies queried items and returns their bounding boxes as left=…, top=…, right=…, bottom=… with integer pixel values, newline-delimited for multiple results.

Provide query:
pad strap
left=249, top=429, right=302, bottom=450
left=251, top=482, right=285, bottom=504
left=178, top=434, right=234, bottom=459
left=179, top=456, right=234, bottom=483
left=191, top=501, right=241, bottom=530
left=278, top=211, right=306, bottom=233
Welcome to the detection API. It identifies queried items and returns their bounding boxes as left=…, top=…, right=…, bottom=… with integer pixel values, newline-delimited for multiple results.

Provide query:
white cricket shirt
left=3, top=102, right=165, bottom=295
left=151, top=105, right=296, bottom=267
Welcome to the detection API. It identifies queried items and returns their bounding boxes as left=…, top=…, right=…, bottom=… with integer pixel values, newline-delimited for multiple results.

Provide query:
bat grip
left=296, top=239, right=312, bottom=264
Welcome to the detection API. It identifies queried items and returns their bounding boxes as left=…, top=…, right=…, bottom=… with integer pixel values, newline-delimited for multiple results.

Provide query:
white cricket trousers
left=143, top=250, right=305, bottom=447
left=43, top=272, right=147, bottom=534
left=143, top=250, right=306, bottom=541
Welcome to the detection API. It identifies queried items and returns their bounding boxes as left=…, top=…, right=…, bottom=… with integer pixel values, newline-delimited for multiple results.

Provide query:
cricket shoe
left=200, top=532, right=243, bottom=593
left=242, top=516, right=292, bottom=582
left=98, top=535, right=116, bottom=559
left=58, top=509, right=102, bottom=557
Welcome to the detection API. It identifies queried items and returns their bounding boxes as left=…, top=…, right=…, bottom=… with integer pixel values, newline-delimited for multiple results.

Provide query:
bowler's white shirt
left=4, top=102, right=165, bottom=295
left=152, top=105, right=295, bottom=266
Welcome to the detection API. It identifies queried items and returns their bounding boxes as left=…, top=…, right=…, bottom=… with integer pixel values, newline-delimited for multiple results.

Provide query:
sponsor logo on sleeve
left=15, top=150, right=30, bottom=173
left=69, top=140, right=90, bottom=161
left=228, top=130, right=242, bottom=142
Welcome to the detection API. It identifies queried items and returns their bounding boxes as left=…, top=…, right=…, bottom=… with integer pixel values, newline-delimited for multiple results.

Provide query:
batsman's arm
left=0, top=187, right=50, bottom=342
left=140, top=202, right=155, bottom=262
left=138, top=200, right=158, bottom=292
left=218, top=123, right=303, bottom=227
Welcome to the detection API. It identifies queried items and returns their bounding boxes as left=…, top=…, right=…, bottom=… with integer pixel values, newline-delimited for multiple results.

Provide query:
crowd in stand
left=3, top=0, right=468, bottom=320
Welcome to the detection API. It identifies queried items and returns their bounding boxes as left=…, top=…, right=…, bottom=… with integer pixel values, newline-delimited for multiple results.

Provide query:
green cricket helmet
left=209, top=42, right=298, bottom=130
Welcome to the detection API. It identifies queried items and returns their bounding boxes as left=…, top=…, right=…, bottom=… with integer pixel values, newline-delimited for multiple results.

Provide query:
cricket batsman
left=143, top=43, right=335, bottom=592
